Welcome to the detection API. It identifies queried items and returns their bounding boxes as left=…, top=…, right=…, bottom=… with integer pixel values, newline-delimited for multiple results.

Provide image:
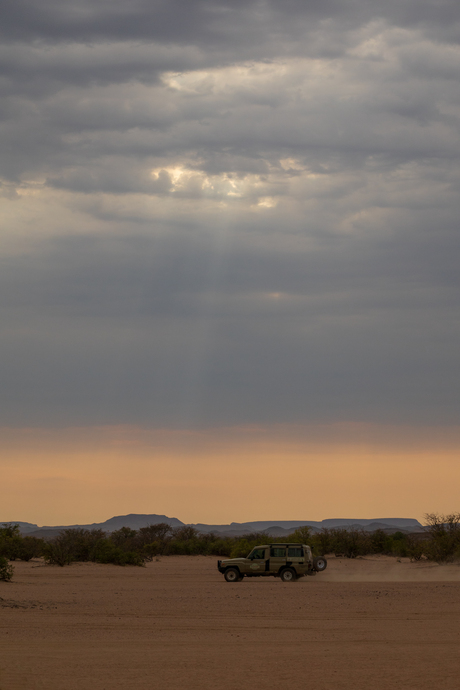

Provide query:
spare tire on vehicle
left=313, top=556, right=327, bottom=572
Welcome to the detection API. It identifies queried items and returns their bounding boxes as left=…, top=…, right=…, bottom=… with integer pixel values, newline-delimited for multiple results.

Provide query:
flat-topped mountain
left=3, top=514, right=424, bottom=537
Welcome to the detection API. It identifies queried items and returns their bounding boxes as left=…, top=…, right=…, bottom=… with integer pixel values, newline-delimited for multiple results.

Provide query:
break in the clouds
left=1, top=0, right=460, bottom=429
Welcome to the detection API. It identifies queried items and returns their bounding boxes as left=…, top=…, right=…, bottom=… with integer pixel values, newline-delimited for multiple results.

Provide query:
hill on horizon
left=3, top=513, right=424, bottom=537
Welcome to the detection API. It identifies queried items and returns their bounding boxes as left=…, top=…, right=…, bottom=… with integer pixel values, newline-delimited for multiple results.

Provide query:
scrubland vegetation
left=1, top=513, right=460, bottom=580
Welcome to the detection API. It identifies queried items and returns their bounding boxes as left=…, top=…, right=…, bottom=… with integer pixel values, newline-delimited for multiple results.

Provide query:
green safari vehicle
left=217, top=543, right=327, bottom=582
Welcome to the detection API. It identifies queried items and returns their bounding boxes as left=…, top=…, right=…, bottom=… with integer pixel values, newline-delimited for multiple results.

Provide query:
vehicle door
left=269, top=546, right=287, bottom=573
left=287, top=546, right=306, bottom=574
left=245, top=547, right=268, bottom=574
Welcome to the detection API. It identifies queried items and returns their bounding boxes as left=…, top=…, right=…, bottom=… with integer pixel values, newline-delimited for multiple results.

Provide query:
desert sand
left=1, top=555, right=460, bottom=690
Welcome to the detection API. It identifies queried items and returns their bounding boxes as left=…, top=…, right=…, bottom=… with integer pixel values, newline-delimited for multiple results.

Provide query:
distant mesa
left=2, top=514, right=424, bottom=537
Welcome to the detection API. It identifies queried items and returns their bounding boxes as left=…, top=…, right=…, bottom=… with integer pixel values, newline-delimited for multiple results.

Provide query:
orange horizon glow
left=2, top=422, right=460, bottom=527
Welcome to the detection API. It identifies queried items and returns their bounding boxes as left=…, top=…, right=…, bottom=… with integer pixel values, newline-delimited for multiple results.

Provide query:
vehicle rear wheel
left=280, top=568, right=297, bottom=582
left=224, top=567, right=241, bottom=582
left=313, top=556, right=328, bottom=572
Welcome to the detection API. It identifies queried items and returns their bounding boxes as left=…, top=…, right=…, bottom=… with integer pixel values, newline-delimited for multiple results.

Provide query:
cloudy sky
left=1, top=0, right=460, bottom=525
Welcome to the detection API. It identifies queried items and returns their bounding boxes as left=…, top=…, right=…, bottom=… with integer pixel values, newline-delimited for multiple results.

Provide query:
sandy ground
left=1, top=555, right=460, bottom=690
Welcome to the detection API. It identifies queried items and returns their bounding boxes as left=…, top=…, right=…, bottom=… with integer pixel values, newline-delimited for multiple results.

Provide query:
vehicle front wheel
left=313, top=556, right=328, bottom=572
left=224, top=568, right=241, bottom=582
left=280, top=568, right=297, bottom=582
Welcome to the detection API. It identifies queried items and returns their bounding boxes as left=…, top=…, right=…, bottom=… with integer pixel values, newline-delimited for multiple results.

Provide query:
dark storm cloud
left=0, top=43, right=205, bottom=97
left=1, top=0, right=459, bottom=186
left=1, top=210, right=459, bottom=427
left=1, top=0, right=459, bottom=46
left=1, top=0, right=460, bottom=429
left=3, top=49, right=459, bottom=188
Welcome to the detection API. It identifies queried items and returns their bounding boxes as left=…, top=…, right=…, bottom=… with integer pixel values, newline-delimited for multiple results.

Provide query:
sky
left=1, top=0, right=460, bottom=526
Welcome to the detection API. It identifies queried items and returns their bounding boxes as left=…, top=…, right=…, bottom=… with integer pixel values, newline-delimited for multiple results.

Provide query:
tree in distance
left=1, top=514, right=460, bottom=571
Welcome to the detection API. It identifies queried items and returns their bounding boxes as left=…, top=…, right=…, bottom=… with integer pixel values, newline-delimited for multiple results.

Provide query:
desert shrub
left=0, top=562, right=14, bottom=580
left=43, top=529, right=104, bottom=565
left=167, top=536, right=211, bottom=556
left=388, top=533, right=409, bottom=558
left=205, top=537, right=232, bottom=557
left=422, top=513, right=460, bottom=562
left=167, top=539, right=190, bottom=555
left=425, top=513, right=460, bottom=536
left=110, top=527, right=138, bottom=551
left=423, top=534, right=458, bottom=563
left=370, top=529, right=393, bottom=554
left=290, top=526, right=312, bottom=544
left=164, top=526, right=207, bottom=555
left=76, top=529, right=108, bottom=560
left=138, top=523, right=173, bottom=543
left=228, top=535, right=269, bottom=558
left=313, top=529, right=334, bottom=555
left=173, top=526, right=199, bottom=541
left=229, top=538, right=252, bottom=559
left=94, top=542, right=145, bottom=566
left=198, top=533, right=235, bottom=557
left=406, top=537, right=426, bottom=561
left=43, top=528, right=148, bottom=566
left=0, top=524, right=23, bottom=560
left=0, top=524, right=21, bottom=539
left=136, top=524, right=173, bottom=555
left=143, top=541, right=162, bottom=559
left=43, top=536, right=75, bottom=566
left=391, top=531, right=406, bottom=540
left=16, top=536, right=45, bottom=561
left=0, top=525, right=45, bottom=561
left=50, top=529, right=107, bottom=563
left=0, top=555, right=14, bottom=582
left=328, top=528, right=371, bottom=558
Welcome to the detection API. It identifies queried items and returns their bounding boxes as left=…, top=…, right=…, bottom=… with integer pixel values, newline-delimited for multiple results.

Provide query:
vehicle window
left=251, top=548, right=266, bottom=559
left=270, top=547, right=286, bottom=558
left=287, top=547, right=303, bottom=558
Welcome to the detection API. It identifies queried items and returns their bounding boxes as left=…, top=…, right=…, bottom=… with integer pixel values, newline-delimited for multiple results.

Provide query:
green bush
left=229, top=538, right=252, bottom=559
left=16, top=536, right=45, bottom=561
left=389, top=537, right=409, bottom=558
left=110, top=527, right=138, bottom=551
left=0, top=524, right=45, bottom=561
left=0, top=555, right=14, bottom=582
left=406, top=538, right=425, bottom=561
left=370, top=529, right=393, bottom=555
left=289, top=526, right=312, bottom=544
left=34, top=513, right=460, bottom=568
left=93, top=542, right=145, bottom=566
left=44, top=528, right=147, bottom=566
left=43, top=529, right=108, bottom=565
left=328, top=528, right=371, bottom=558
left=0, top=524, right=22, bottom=560
left=205, top=537, right=232, bottom=557
left=43, top=535, right=75, bottom=566
left=143, top=540, right=162, bottom=559
left=136, top=523, right=174, bottom=555
left=312, top=529, right=334, bottom=556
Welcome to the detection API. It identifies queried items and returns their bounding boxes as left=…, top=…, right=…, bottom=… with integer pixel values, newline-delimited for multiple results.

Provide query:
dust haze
left=318, top=555, right=460, bottom=583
